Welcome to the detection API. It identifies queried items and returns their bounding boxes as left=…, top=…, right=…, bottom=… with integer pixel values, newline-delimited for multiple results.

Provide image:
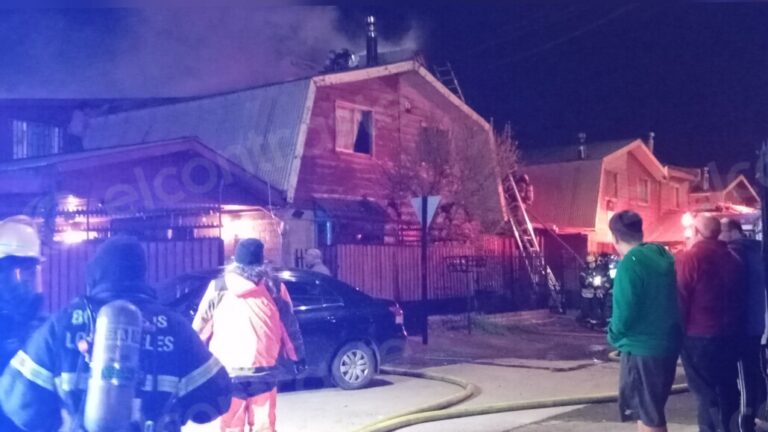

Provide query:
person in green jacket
left=607, top=210, right=682, bottom=432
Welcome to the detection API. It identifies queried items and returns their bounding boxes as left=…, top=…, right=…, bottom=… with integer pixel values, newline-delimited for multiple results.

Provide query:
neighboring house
left=689, top=171, right=760, bottom=210
left=0, top=99, right=183, bottom=161
left=0, top=137, right=284, bottom=256
left=78, top=59, right=501, bottom=265
left=522, top=137, right=760, bottom=254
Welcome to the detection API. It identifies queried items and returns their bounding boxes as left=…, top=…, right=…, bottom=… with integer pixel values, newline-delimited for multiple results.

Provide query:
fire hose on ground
left=354, top=352, right=689, bottom=432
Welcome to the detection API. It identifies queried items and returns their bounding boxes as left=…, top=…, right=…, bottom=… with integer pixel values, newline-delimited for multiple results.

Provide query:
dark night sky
left=1, top=4, right=767, bottom=173
left=339, top=3, right=768, bottom=173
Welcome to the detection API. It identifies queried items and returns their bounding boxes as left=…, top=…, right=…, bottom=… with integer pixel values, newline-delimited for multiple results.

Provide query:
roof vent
left=577, top=132, right=587, bottom=160
left=647, top=131, right=655, bottom=154
left=702, top=167, right=711, bottom=191
left=577, top=145, right=587, bottom=160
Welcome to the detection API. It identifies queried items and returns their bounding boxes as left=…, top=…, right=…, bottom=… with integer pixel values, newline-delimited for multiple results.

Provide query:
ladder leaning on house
left=433, top=62, right=466, bottom=102
left=501, top=173, right=566, bottom=314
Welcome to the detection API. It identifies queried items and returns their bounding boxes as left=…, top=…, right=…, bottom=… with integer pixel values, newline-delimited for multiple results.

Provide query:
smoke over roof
left=0, top=7, right=422, bottom=99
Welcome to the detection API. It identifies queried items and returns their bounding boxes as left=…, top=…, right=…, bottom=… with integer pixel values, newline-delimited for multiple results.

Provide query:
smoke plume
left=0, top=7, right=421, bottom=98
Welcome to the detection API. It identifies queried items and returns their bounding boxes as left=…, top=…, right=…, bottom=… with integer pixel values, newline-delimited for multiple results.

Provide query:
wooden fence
left=324, top=236, right=519, bottom=302
left=40, top=238, right=223, bottom=313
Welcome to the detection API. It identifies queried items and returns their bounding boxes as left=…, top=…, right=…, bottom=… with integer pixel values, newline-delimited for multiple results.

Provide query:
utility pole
left=421, top=195, right=429, bottom=345
left=412, top=195, right=440, bottom=345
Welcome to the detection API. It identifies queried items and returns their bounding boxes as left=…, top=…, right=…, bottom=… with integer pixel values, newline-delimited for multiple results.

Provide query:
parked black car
left=161, top=268, right=407, bottom=390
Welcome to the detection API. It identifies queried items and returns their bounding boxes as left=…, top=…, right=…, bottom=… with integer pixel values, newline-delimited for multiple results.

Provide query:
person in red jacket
left=676, top=214, right=745, bottom=432
left=194, top=239, right=306, bottom=432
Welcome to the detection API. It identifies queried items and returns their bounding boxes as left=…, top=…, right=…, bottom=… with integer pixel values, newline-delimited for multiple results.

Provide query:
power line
left=489, top=3, right=641, bottom=67
left=458, top=5, right=583, bottom=57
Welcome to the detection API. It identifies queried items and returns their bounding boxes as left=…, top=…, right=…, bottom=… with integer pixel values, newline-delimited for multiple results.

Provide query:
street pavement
left=184, top=313, right=704, bottom=431
left=184, top=357, right=698, bottom=432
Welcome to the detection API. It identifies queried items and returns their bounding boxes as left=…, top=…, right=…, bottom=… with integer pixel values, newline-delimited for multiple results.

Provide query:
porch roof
left=314, top=197, right=390, bottom=223
left=0, top=137, right=286, bottom=207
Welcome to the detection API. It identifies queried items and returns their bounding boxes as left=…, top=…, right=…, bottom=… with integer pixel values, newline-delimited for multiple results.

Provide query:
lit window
left=638, top=178, right=650, bottom=204
left=335, top=102, right=374, bottom=155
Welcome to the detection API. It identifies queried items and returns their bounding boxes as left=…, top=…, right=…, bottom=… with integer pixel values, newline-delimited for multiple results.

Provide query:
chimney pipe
left=577, top=132, right=587, bottom=159
left=647, top=131, right=655, bottom=154
left=702, top=167, right=711, bottom=191
left=366, top=16, right=378, bottom=67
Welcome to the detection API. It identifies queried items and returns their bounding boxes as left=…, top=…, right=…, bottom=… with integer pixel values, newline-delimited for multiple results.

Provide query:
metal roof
left=522, top=139, right=638, bottom=165
left=523, top=159, right=603, bottom=230
left=84, top=79, right=313, bottom=197
left=0, top=138, right=286, bottom=206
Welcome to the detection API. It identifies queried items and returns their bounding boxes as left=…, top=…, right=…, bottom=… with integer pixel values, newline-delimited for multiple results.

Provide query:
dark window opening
left=353, top=111, right=373, bottom=154
left=336, top=103, right=374, bottom=155
left=12, top=120, right=63, bottom=159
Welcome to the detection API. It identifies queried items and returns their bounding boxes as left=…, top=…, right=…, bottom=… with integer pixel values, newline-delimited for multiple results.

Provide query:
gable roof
left=85, top=79, right=314, bottom=201
left=723, top=175, right=759, bottom=202
left=690, top=174, right=761, bottom=205
left=84, top=59, right=492, bottom=204
left=522, top=139, right=637, bottom=165
left=520, top=138, right=670, bottom=231
left=0, top=137, right=285, bottom=205
left=524, top=159, right=603, bottom=230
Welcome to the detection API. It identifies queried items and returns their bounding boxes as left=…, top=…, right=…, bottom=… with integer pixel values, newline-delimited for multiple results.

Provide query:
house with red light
left=81, top=58, right=502, bottom=264
left=0, top=55, right=510, bottom=309
left=522, top=137, right=760, bottom=257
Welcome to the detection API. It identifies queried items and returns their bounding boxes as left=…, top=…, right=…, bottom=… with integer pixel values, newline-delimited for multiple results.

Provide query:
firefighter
left=514, top=173, right=534, bottom=206
left=0, top=236, right=232, bottom=432
left=0, top=216, right=44, bottom=432
left=194, top=238, right=306, bottom=432
left=578, top=254, right=600, bottom=327
left=593, top=253, right=616, bottom=326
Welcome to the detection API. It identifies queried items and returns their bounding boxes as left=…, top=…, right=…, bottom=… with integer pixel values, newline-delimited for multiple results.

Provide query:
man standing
left=607, top=210, right=681, bottom=432
left=721, top=217, right=767, bottom=432
left=0, top=236, right=232, bottom=431
left=305, top=248, right=331, bottom=276
left=195, top=239, right=306, bottom=432
left=677, top=214, right=744, bottom=432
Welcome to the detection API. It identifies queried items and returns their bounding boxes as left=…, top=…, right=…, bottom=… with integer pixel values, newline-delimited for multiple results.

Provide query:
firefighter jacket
left=580, top=264, right=605, bottom=297
left=0, top=275, right=44, bottom=432
left=193, top=268, right=306, bottom=375
left=0, top=283, right=232, bottom=432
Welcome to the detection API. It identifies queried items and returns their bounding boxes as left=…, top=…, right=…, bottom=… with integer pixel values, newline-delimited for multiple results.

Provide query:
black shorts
left=618, top=352, right=678, bottom=427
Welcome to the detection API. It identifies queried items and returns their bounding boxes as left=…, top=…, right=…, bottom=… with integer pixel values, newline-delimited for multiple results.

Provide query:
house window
left=335, top=102, right=374, bottom=155
left=12, top=120, right=63, bottom=160
left=637, top=178, right=651, bottom=205
left=605, top=171, right=619, bottom=198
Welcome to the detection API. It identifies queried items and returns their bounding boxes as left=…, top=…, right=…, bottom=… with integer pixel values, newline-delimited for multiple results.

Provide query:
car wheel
left=331, top=342, right=375, bottom=390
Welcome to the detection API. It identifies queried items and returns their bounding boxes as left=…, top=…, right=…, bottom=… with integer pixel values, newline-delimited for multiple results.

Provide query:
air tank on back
left=84, top=300, right=143, bottom=432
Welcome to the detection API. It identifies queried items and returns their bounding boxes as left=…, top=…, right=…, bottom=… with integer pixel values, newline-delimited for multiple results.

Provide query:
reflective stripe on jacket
left=0, top=290, right=232, bottom=431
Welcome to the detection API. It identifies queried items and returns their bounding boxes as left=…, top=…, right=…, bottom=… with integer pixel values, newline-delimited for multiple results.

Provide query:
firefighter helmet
left=0, top=216, right=42, bottom=260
